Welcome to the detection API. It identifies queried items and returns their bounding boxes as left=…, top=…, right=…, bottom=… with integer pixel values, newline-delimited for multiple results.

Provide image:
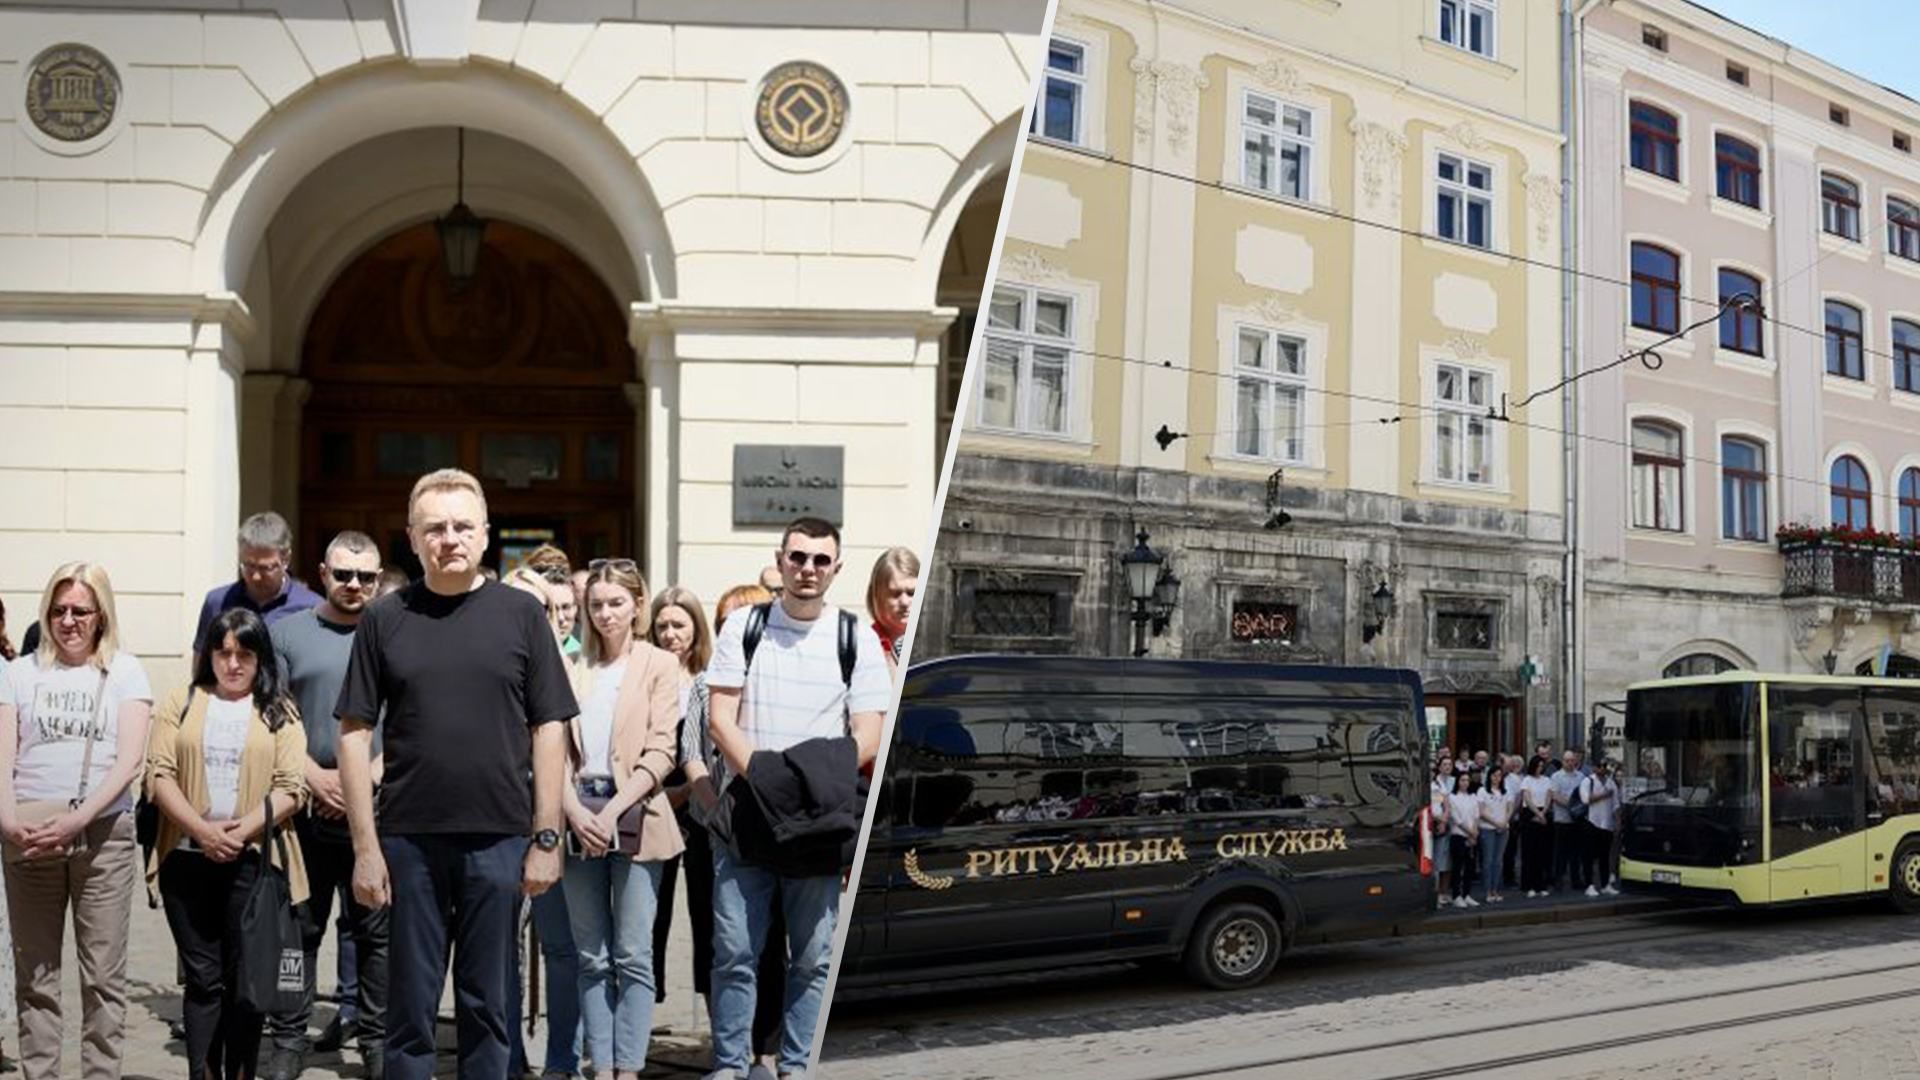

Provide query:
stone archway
left=296, top=220, right=636, bottom=577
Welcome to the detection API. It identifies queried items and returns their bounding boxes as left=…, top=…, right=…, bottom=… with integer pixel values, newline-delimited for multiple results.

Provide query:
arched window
left=1831, top=455, right=1872, bottom=529
left=1630, top=102, right=1680, bottom=180
left=1632, top=420, right=1685, bottom=532
left=1823, top=173, right=1861, bottom=240
left=1901, top=467, right=1920, bottom=538
left=1891, top=197, right=1920, bottom=261
left=1826, top=301, right=1864, bottom=380
left=1895, top=319, right=1920, bottom=394
left=1721, top=436, right=1768, bottom=541
left=1664, top=653, right=1736, bottom=678
left=1714, top=134, right=1761, bottom=207
left=1631, top=244, right=1681, bottom=333
left=1718, top=268, right=1763, bottom=354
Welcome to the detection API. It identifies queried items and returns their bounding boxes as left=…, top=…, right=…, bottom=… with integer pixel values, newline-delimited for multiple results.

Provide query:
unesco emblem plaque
left=733, top=445, right=844, bottom=527
left=755, top=61, right=848, bottom=157
left=25, top=44, right=119, bottom=143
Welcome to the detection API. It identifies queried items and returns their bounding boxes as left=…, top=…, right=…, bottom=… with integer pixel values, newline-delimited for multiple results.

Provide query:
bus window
left=1766, top=686, right=1863, bottom=858
left=1863, top=687, right=1920, bottom=817
left=1621, top=682, right=1761, bottom=867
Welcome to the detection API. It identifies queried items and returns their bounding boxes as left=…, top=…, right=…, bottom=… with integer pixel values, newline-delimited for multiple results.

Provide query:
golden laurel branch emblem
left=902, top=848, right=955, bottom=890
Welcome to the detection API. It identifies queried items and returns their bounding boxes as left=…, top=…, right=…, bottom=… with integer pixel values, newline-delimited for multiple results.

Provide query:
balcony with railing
left=1780, top=536, right=1920, bottom=604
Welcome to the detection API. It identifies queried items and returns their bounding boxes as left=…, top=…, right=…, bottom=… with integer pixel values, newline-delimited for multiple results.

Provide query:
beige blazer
left=145, top=684, right=310, bottom=904
left=567, top=640, right=686, bottom=863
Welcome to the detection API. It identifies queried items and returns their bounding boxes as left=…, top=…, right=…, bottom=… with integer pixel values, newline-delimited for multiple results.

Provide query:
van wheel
left=1183, top=901, right=1282, bottom=990
left=1891, top=840, right=1920, bottom=914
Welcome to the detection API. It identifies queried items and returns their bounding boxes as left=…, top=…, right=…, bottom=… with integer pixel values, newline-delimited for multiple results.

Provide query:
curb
left=1407, top=895, right=1675, bottom=935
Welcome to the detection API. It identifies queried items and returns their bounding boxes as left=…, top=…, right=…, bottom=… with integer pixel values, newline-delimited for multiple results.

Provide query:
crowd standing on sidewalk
left=0, top=473, right=914, bottom=1080
left=1429, top=742, right=1622, bottom=909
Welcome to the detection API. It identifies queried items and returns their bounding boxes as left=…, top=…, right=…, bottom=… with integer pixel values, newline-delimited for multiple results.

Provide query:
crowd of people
left=0, top=467, right=918, bottom=1080
left=1430, top=742, right=1623, bottom=907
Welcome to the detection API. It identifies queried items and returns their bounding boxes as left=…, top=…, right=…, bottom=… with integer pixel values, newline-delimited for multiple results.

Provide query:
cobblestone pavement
left=32, top=877, right=712, bottom=1078
left=819, top=899, right=1920, bottom=1080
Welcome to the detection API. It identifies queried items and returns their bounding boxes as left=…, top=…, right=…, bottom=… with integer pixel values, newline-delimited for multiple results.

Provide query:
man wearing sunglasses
left=704, top=517, right=890, bottom=1080
left=262, top=530, right=391, bottom=1080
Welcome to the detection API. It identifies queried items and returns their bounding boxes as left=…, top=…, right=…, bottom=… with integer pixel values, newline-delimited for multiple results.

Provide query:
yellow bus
left=1619, top=671, right=1920, bottom=909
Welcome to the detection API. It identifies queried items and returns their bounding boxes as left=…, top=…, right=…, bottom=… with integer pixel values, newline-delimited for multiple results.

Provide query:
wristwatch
left=533, top=828, right=561, bottom=852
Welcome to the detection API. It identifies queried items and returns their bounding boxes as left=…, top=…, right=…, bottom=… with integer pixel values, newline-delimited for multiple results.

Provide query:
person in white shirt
left=1581, top=762, right=1622, bottom=895
left=1446, top=775, right=1482, bottom=908
left=1478, top=769, right=1513, bottom=903
left=1518, top=757, right=1555, bottom=897
left=1430, top=765, right=1455, bottom=906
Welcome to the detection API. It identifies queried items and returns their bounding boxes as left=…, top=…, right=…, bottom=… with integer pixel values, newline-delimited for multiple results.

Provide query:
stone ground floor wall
left=923, top=452, right=1570, bottom=747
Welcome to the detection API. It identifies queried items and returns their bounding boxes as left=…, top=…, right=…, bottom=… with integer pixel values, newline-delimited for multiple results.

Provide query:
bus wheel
left=1184, top=901, right=1282, bottom=989
left=1892, top=841, right=1920, bottom=914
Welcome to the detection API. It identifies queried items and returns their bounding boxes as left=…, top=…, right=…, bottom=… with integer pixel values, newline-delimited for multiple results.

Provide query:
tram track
left=1129, top=956, right=1920, bottom=1080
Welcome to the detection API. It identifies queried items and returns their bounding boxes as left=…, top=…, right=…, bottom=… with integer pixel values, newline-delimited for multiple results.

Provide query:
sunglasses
left=49, top=605, right=98, bottom=622
left=784, top=551, right=836, bottom=570
left=328, top=568, right=380, bottom=586
left=588, top=558, right=638, bottom=572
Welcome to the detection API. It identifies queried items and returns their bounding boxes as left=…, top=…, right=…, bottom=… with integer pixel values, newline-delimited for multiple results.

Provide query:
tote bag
left=235, top=795, right=304, bottom=1015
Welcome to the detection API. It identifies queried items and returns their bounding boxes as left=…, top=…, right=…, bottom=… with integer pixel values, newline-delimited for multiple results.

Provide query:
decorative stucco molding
left=1131, top=59, right=1211, bottom=154
left=1444, top=332, right=1487, bottom=360
left=999, top=249, right=1069, bottom=283
left=1249, top=293, right=1299, bottom=325
left=1251, top=57, right=1307, bottom=96
left=1442, top=120, right=1491, bottom=152
left=1350, top=117, right=1407, bottom=211
left=1523, top=171, right=1561, bottom=249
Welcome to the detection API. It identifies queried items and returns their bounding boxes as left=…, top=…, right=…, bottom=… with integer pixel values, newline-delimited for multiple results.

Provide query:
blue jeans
left=561, top=854, right=663, bottom=1072
left=509, top=888, right=583, bottom=1075
left=1479, top=829, right=1508, bottom=897
left=710, top=846, right=839, bottom=1075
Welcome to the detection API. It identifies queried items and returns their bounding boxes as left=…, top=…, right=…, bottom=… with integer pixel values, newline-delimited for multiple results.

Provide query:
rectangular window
left=1435, top=153, right=1494, bottom=250
left=1232, top=326, right=1308, bottom=463
left=979, top=285, right=1073, bottom=436
left=1714, top=134, right=1761, bottom=208
left=1899, top=132, right=1914, bottom=154
left=1893, top=320, right=1920, bottom=393
left=1890, top=200, right=1920, bottom=262
left=1241, top=92, right=1313, bottom=200
left=1631, top=421, right=1684, bottom=532
left=1439, top=0, right=1497, bottom=58
left=1434, top=362, right=1493, bottom=485
left=1767, top=686, right=1862, bottom=859
left=1433, top=609, right=1496, bottom=651
left=1830, top=104, right=1850, bottom=127
left=1641, top=24, right=1667, bottom=51
left=1721, top=437, right=1768, bottom=542
left=1631, top=243, right=1682, bottom=334
left=1726, top=62, right=1749, bottom=87
left=1825, top=300, right=1864, bottom=380
left=1033, top=38, right=1086, bottom=145
left=1629, top=103, right=1681, bottom=181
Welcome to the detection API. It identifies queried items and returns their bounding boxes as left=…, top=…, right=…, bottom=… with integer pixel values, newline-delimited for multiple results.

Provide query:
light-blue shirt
left=1549, top=769, right=1584, bottom=824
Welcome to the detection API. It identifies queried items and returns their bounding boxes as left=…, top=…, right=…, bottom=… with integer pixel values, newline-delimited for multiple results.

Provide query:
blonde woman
left=865, top=547, right=919, bottom=673
left=561, top=560, right=683, bottom=1079
left=645, top=586, right=713, bottom=1008
left=0, top=563, right=153, bottom=1080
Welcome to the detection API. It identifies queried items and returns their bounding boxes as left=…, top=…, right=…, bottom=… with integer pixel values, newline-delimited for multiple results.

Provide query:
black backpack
left=740, top=602, right=858, bottom=686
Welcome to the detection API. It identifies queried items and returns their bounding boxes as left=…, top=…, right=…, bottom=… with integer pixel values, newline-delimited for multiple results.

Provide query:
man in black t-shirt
left=335, top=469, right=574, bottom=1080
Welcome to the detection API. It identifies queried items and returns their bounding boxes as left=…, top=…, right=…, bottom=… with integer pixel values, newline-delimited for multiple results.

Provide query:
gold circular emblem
left=25, top=43, right=120, bottom=143
left=755, top=61, right=848, bottom=158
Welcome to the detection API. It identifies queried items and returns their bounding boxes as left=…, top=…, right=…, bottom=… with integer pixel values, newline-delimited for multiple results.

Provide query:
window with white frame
left=1631, top=419, right=1685, bottom=532
left=1433, top=362, right=1494, bottom=485
left=1436, top=153, right=1494, bottom=249
left=1232, top=326, right=1308, bottom=463
left=1721, top=435, right=1768, bottom=541
left=1032, top=38, right=1087, bottom=145
left=1439, top=0, right=1496, bottom=58
left=1242, top=91, right=1313, bottom=200
left=1822, top=173, right=1861, bottom=241
left=979, top=285, right=1073, bottom=437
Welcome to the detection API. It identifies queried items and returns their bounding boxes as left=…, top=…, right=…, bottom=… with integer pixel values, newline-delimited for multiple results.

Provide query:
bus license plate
left=1651, top=870, right=1681, bottom=885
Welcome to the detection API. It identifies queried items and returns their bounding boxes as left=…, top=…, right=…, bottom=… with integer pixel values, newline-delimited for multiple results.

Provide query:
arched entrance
left=297, top=220, right=636, bottom=577
left=934, top=170, right=1007, bottom=466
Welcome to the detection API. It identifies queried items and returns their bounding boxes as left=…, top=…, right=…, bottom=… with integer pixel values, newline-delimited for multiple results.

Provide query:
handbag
left=235, top=794, right=305, bottom=1015
left=5, top=669, right=110, bottom=863
left=574, top=779, right=644, bottom=856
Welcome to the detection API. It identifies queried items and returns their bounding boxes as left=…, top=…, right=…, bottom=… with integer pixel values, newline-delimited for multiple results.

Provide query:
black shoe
left=168, top=1019, right=187, bottom=1042
left=261, top=1045, right=302, bottom=1080
left=315, top=1015, right=353, bottom=1054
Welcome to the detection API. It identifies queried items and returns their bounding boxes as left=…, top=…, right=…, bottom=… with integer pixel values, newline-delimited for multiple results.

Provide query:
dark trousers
left=383, top=833, right=526, bottom=1080
left=1448, top=836, right=1474, bottom=899
left=159, top=849, right=267, bottom=1080
left=654, top=813, right=715, bottom=1001
left=1501, top=817, right=1521, bottom=886
left=1553, top=821, right=1588, bottom=890
left=1520, top=817, right=1553, bottom=893
left=267, top=814, right=388, bottom=1057
left=1585, top=822, right=1616, bottom=886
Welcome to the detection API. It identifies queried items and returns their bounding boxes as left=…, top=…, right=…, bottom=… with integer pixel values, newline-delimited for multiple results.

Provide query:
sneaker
left=748, top=1067, right=778, bottom=1080
left=1437, top=895, right=1452, bottom=907
left=1585, top=885, right=1599, bottom=897
left=262, top=1047, right=302, bottom=1080
left=1603, top=884, right=1620, bottom=895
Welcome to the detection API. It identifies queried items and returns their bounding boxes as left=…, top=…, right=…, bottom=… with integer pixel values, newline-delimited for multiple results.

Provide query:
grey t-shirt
left=271, top=608, right=379, bottom=766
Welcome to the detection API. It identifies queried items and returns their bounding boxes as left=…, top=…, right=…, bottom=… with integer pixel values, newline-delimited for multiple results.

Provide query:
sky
left=1699, top=0, right=1920, bottom=101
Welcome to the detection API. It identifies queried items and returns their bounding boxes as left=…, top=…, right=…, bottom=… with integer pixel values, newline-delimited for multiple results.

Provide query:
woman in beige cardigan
left=147, top=608, right=308, bottom=1080
left=560, top=560, right=684, bottom=1080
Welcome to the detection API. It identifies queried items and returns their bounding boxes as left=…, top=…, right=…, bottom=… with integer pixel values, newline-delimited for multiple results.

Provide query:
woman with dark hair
left=147, top=607, right=309, bottom=1080
left=1518, top=755, right=1555, bottom=898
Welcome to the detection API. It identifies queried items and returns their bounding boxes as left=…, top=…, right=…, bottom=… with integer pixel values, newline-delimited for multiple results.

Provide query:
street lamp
left=1361, top=581, right=1394, bottom=643
left=1120, top=528, right=1180, bottom=658
left=437, top=127, right=488, bottom=288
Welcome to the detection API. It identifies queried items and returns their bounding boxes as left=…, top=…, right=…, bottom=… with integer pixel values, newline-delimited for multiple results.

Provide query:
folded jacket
left=720, top=735, right=865, bottom=876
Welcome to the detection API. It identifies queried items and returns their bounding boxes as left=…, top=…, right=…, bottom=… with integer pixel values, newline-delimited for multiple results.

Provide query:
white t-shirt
left=1582, top=775, right=1620, bottom=832
left=6, top=651, right=151, bottom=815
left=1479, top=788, right=1513, bottom=830
left=201, top=695, right=253, bottom=821
left=578, top=658, right=627, bottom=778
left=1447, top=791, right=1480, bottom=838
left=705, top=603, right=891, bottom=754
left=1519, top=774, right=1553, bottom=818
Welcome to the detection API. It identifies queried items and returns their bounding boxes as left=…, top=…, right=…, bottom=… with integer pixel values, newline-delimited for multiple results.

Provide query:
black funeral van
left=840, top=656, right=1433, bottom=989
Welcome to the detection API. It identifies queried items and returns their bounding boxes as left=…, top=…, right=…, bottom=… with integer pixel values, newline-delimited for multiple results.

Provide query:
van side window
left=897, top=700, right=1128, bottom=827
left=1863, top=688, right=1920, bottom=818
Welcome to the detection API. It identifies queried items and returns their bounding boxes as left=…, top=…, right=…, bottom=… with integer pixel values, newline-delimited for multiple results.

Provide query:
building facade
left=0, top=1, right=1042, bottom=687
left=926, top=0, right=1571, bottom=757
left=1576, top=0, right=1920, bottom=726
